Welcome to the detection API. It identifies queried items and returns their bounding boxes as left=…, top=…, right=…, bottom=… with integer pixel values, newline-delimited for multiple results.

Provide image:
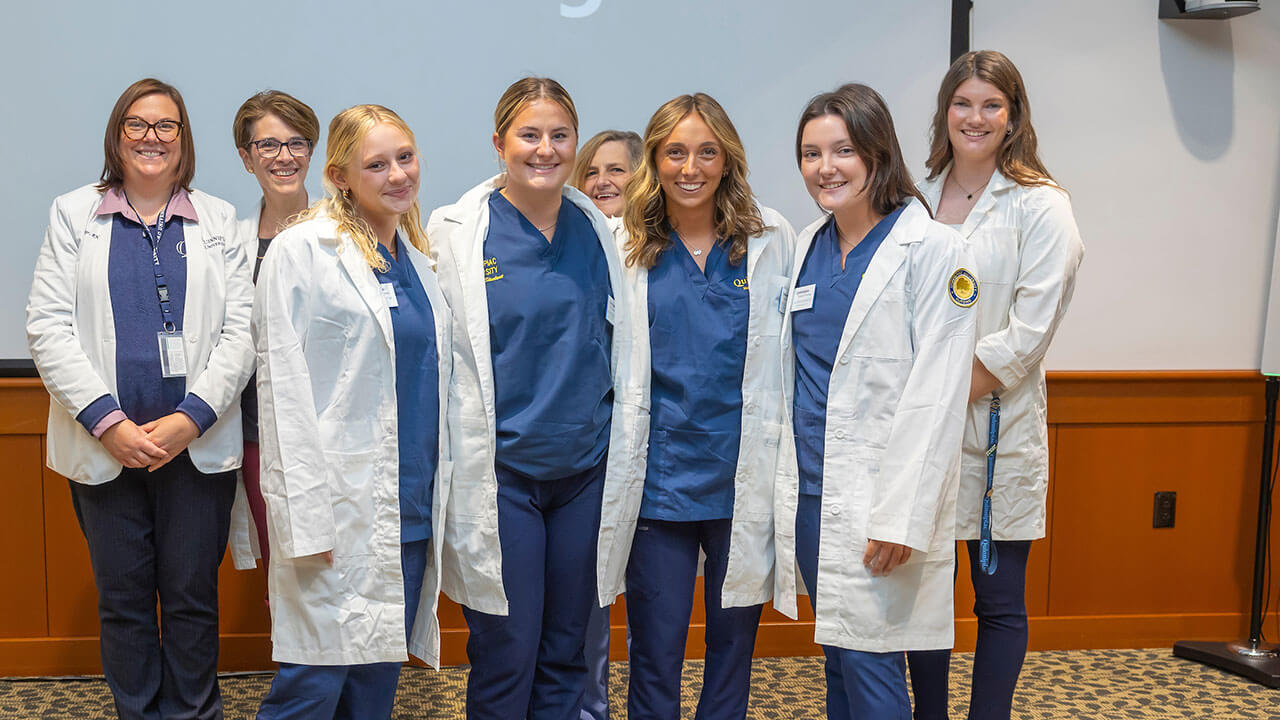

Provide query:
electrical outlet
left=1153, top=491, right=1176, bottom=528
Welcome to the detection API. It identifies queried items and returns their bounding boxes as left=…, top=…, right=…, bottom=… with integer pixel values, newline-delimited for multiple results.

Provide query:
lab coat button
left=839, top=354, right=850, bottom=365
left=834, top=429, right=846, bottom=440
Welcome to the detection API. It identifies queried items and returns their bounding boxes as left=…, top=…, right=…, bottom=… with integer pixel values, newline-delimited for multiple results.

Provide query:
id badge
left=379, top=282, right=399, bottom=308
left=157, top=331, right=188, bottom=378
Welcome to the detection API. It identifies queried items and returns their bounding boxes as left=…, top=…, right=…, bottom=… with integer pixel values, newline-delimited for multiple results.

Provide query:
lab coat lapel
left=833, top=222, right=907, bottom=362
left=961, top=170, right=1013, bottom=239
left=335, top=231, right=394, bottom=350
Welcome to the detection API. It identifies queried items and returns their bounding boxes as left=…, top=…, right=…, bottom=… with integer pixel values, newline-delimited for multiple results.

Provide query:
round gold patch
left=949, top=268, right=978, bottom=308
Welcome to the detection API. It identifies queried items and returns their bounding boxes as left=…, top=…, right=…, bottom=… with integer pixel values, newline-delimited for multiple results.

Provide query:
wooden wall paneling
left=41, top=466, right=99, bottom=640
left=1048, top=421, right=1262, bottom=617
left=0, top=435, right=48, bottom=638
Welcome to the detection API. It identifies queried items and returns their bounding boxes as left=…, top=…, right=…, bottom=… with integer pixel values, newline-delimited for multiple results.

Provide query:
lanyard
left=979, top=393, right=1001, bottom=575
left=124, top=193, right=178, bottom=333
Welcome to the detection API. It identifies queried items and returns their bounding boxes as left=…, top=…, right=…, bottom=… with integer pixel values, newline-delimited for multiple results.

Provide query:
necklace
left=951, top=173, right=989, bottom=201
left=536, top=221, right=557, bottom=233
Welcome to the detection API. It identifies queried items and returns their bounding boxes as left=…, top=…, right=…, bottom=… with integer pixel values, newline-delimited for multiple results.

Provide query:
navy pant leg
left=966, top=539, right=1031, bottom=720
left=694, top=519, right=762, bottom=720
left=154, top=456, right=236, bottom=720
left=626, top=520, right=700, bottom=720
left=464, top=462, right=604, bottom=720
left=532, top=464, right=605, bottom=720
left=70, top=473, right=163, bottom=720
left=580, top=602, right=612, bottom=720
left=463, top=470, right=546, bottom=720
left=403, top=538, right=431, bottom=639
left=796, top=494, right=909, bottom=720
left=257, top=664, right=347, bottom=720
left=907, top=649, right=951, bottom=720
left=334, top=662, right=403, bottom=720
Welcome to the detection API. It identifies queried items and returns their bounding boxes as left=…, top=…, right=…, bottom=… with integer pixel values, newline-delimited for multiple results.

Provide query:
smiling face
left=239, top=112, right=311, bottom=202
left=947, top=77, right=1011, bottom=165
left=581, top=140, right=633, bottom=217
left=798, top=113, right=871, bottom=215
left=120, top=93, right=182, bottom=188
left=494, top=99, right=577, bottom=195
left=331, top=122, right=420, bottom=228
left=656, top=112, right=725, bottom=216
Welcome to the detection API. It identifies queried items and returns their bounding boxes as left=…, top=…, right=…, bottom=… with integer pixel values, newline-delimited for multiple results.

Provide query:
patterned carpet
left=2, top=649, right=1277, bottom=719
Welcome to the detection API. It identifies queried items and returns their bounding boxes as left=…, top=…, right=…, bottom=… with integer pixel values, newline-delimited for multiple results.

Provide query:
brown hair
left=925, top=50, right=1055, bottom=187
left=796, top=83, right=929, bottom=217
left=98, top=78, right=195, bottom=192
left=294, top=105, right=428, bottom=271
left=232, top=90, right=320, bottom=150
left=623, top=94, right=766, bottom=269
left=570, top=130, right=643, bottom=191
left=494, top=77, right=579, bottom=139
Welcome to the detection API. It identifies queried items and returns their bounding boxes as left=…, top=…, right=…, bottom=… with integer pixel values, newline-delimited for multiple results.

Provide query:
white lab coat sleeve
left=974, top=187, right=1083, bottom=389
left=26, top=197, right=114, bottom=417
left=188, top=208, right=255, bottom=420
left=253, top=234, right=335, bottom=559
left=867, top=236, right=977, bottom=551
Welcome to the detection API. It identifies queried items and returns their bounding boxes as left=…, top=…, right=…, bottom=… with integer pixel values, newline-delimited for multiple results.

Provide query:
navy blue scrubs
left=625, top=234, right=762, bottom=720
left=257, top=238, right=439, bottom=720
left=462, top=191, right=614, bottom=720
left=791, top=208, right=911, bottom=720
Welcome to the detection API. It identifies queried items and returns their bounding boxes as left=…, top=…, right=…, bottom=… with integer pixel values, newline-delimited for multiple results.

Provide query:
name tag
left=157, top=332, right=187, bottom=378
left=791, top=284, right=816, bottom=312
left=379, top=282, right=399, bottom=308
left=606, top=296, right=616, bottom=325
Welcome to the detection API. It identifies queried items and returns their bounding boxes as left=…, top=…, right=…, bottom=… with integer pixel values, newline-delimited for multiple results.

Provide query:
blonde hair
left=623, top=94, right=766, bottom=269
left=570, top=130, right=643, bottom=191
left=296, top=105, right=428, bottom=271
left=494, top=77, right=579, bottom=139
left=925, top=50, right=1055, bottom=188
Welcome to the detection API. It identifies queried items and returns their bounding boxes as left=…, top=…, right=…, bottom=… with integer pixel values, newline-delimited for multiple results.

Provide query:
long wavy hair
left=295, top=105, right=428, bottom=271
left=925, top=50, right=1055, bottom=187
left=796, top=83, right=929, bottom=217
left=623, top=93, right=766, bottom=269
left=570, top=129, right=643, bottom=191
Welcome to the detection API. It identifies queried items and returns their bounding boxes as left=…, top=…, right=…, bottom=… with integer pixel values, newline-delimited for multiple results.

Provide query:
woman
left=571, top=129, right=642, bottom=220
left=772, top=83, right=976, bottom=720
left=428, top=77, right=648, bottom=720
left=907, top=50, right=1085, bottom=720
left=619, top=93, right=794, bottom=720
left=25, top=78, right=253, bottom=720
left=228, top=89, right=320, bottom=575
left=253, top=104, right=452, bottom=720
left=569, top=127, right=643, bottom=720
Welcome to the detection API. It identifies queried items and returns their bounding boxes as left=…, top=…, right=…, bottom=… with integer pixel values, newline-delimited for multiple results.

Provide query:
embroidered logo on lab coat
left=484, top=256, right=504, bottom=283
left=949, top=268, right=978, bottom=308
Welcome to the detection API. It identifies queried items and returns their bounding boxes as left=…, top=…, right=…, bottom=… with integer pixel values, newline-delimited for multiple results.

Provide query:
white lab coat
left=918, top=169, right=1084, bottom=541
left=230, top=201, right=265, bottom=571
left=253, top=215, right=454, bottom=667
left=618, top=205, right=796, bottom=608
left=26, top=184, right=253, bottom=485
left=427, top=175, right=650, bottom=612
left=773, top=199, right=976, bottom=652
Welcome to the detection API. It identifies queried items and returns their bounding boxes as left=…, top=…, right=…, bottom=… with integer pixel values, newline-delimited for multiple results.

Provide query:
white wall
left=975, top=1, right=1280, bottom=370
left=0, top=0, right=949, bottom=362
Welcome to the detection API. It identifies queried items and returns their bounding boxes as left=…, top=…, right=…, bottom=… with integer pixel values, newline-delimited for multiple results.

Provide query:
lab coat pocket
left=853, top=291, right=913, bottom=361
left=324, top=448, right=378, bottom=558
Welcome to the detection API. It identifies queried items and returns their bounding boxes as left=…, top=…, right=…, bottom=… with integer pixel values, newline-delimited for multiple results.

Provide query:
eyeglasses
left=121, top=116, right=183, bottom=143
left=249, top=137, right=314, bottom=159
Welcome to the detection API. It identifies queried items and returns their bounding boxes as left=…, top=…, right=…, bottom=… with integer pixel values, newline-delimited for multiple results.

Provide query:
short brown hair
left=97, top=78, right=195, bottom=193
left=795, top=83, right=929, bottom=218
left=232, top=90, right=320, bottom=150
left=925, top=50, right=1054, bottom=188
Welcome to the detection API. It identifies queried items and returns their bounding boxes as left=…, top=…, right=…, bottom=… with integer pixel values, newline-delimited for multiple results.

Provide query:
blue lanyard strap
left=979, top=393, right=1001, bottom=575
left=124, top=193, right=178, bottom=333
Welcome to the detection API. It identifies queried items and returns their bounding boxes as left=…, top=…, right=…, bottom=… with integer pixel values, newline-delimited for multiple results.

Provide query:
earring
left=342, top=188, right=351, bottom=199
left=1006, top=126, right=1013, bottom=135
